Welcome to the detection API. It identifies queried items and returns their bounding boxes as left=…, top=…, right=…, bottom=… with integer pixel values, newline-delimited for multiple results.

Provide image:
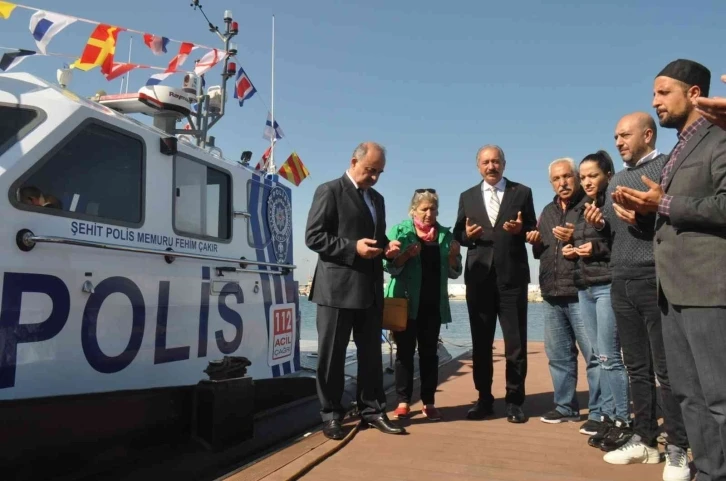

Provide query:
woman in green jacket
left=384, top=189, right=462, bottom=421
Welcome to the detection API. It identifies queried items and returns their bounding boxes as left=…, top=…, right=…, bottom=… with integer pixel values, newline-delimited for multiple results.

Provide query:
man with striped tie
left=453, top=145, right=537, bottom=423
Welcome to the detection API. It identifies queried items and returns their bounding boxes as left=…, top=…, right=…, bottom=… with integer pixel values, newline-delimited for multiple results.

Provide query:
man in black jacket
left=527, top=158, right=602, bottom=430
left=305, top=141, right=404, bottom=440
left=453, top=144, right=537, bottom=423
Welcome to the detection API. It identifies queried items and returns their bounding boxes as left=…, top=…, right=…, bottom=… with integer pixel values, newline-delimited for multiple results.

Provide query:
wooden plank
left=226, top=341, right=667, bottom=481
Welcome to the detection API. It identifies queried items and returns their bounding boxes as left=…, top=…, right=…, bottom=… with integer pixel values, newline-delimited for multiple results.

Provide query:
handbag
left=382, top=277, right=409, bottom=332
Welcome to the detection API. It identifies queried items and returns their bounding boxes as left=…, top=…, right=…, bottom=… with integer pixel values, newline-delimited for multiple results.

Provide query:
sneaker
left=392, top=404, right=410, bottom=419
left=540, top=409, right=580, bottom=424
left=587, top=415, right=613, bottom=448
left=663, top=445, right=690, bottom=481
left=600, top=418, right=634, bottom=452
left=603, top=434, right=662, bottom=465
left=422, top=404, right=442, bottom=421
left=580, top=418, right=603, bottom=435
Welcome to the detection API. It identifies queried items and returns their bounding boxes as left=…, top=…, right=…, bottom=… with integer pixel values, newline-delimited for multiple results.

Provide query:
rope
left=439, top=338, right=473, bottom=349
left=12, top=3, right=218, bottom=51
left=0, top=45, right=194, bottom=74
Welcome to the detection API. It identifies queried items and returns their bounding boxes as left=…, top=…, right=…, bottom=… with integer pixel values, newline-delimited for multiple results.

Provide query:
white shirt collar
left=482, top=177, right=507, bottom=192
left=624, top=149, right=660, bottom=169
left=345, top=170, right=360, bottom=189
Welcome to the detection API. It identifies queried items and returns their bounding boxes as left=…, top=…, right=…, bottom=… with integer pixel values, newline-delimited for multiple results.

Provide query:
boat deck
left=224, top=340, right=669, bottom=481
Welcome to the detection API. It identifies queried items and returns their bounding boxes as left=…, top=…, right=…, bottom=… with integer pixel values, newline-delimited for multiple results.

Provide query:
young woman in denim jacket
left=564, top=151, right=630, bottom=447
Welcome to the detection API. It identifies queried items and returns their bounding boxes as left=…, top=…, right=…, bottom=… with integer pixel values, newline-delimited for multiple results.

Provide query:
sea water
left=299, top=297, right=546, bottom=359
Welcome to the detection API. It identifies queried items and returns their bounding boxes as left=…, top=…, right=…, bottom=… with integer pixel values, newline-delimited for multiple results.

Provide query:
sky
left=2, top=0, right=725, bottom=284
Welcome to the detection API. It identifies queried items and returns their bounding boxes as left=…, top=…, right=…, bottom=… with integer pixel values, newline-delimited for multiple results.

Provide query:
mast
left=125, top=36, right=133, bottom=94
left=268, top=14, right=276, bottom=174
left=176, top=4, right=238, bottom=147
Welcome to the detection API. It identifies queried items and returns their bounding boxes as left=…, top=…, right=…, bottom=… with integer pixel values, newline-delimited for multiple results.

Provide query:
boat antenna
left=179, top=2, right=238, bottom=147
left=189, top=1, right=225, bottom=41
left=267, top=14, right=276, bottom=174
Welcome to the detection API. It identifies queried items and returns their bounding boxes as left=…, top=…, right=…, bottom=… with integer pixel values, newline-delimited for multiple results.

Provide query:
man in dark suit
left=453, top=144, right=537, bottom=423
left=616, top=59, right=725, bottom=481
left=305, top=141, right=405, bottom=440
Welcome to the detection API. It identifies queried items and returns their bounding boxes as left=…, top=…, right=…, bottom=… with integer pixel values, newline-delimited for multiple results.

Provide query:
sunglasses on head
left=415, top=188, right=436, bottom=194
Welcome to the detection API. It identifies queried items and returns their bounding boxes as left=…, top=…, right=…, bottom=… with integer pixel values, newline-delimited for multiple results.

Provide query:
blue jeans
left=543, top=296, right=602, bottom=419
left=578, top=284, right=630, bottom=421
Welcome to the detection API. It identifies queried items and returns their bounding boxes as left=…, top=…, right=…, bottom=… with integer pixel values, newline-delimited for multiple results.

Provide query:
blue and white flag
left=146, top=72, right=173, bottom=86
left=29, top=11, right=76, bottom=54
left=0, top=49, right=36, bottom=72
left=263, top=112, right=284, bottom=141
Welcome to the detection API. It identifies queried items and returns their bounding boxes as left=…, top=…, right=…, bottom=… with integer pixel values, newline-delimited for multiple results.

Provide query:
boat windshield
left=0, top=104, right=42, bottom=153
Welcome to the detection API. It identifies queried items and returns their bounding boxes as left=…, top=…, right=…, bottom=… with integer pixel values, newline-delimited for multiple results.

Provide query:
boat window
left=13, top=122, right=144, bottom=224
left=174, top=155, right=231, bottom=240
left=0, top=104, right=43, bottom=156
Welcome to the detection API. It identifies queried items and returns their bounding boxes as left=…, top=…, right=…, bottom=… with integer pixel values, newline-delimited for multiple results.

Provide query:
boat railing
left=15, top=229, right=295, bottom=274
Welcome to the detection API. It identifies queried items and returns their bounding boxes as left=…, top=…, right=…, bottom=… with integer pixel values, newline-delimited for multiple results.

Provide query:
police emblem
left=267, top=185, right=292, bottom=263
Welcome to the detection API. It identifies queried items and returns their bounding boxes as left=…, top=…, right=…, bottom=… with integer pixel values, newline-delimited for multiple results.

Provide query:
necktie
left=358, top=188, right=375, bottom=222
left=488, top=186, right=500, bottom=226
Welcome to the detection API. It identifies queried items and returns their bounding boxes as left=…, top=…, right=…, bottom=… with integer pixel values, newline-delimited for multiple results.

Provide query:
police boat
left=0, top=9, right=323, bottom=480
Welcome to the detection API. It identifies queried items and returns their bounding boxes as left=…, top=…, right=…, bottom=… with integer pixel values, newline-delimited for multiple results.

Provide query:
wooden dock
left=223, top=340, right=669, bottom=481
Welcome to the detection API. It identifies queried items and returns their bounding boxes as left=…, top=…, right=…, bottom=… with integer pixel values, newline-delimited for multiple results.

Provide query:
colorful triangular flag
left=0, top=49, right=36, bottom=72
left=143, top=33, right=169, bottom=55
left=278, top=152, right=310, bottom=186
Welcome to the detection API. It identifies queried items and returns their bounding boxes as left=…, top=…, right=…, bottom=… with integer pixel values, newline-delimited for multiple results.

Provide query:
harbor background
left=299, top=295, right=547, bottom=360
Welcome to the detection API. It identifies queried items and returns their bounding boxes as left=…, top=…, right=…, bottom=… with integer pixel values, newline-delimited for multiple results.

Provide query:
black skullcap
left=656, top=59, right=711, bottom=97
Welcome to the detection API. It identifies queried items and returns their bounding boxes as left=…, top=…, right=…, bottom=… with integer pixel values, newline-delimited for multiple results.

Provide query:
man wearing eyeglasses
left=305, top=141, right=404, bottom=440
left=453, top=144, right=537, bottom=423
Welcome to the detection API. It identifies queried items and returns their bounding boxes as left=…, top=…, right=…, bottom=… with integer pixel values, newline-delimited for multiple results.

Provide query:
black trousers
left=392, top=307, right=442, bottom=405
left=466, top=270, right=528, bottom=406
left=315, top=303, right=386, bottom=422
left=661, top=299, right=726, bottom=481
left=610, top=278, right=688, bottom=447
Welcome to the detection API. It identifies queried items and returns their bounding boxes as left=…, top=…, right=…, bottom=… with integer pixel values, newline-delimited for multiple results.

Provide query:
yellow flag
left=0, top=2, right=17, bottom=20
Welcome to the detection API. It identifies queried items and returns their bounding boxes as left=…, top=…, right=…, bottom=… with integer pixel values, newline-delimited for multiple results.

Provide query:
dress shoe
left=365, top=414, right=406, bottom=434
left=506, top=403, right=526, bottom=423
left=322, top=419, right=345, bottom=440
left=466, top=400, right=494, bottom=420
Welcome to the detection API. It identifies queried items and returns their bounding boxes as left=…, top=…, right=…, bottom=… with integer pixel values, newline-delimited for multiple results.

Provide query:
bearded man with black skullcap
left=615, top=58, right=726, bottom=481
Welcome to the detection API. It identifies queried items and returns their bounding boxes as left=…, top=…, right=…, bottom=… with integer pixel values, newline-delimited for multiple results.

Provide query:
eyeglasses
left=415, top=188, right=436, bottom=194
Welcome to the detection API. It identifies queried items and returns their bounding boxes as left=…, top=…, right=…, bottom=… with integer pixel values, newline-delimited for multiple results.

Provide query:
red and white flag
left=104, top=62, right=145, bottom=81
left=166, top=42, right=194, bottom=72
left=255, top=141, right=275, bottom=171
left=194, top=48, right=224, bottom=75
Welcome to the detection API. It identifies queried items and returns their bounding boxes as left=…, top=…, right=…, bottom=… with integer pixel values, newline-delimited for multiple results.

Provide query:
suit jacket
left=305, top=174, right=389, bottom=309
left=655, top=120, right=726, bottom=307
left=453, top=178, right=537, bottom=286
